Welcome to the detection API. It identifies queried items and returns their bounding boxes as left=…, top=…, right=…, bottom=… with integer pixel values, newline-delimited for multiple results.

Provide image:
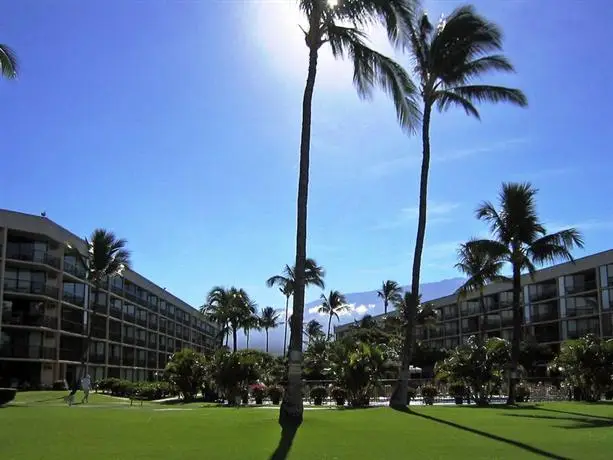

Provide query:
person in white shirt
left=80, top=375, right=91, bottom=404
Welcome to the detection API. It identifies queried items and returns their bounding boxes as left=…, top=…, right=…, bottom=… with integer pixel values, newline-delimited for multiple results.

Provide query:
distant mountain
left=240, top=278, right=465, bottom=354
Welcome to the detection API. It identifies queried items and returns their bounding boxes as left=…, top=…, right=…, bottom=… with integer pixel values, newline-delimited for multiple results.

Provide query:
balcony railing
left=135, top=338, right=146, bottom=348
left=123, top=355, right=135, bottom=366
left=529, top=287, right=558, bottom=303
left=123, top=314, right=136, bottom=324
left=61, top=319, right=84, bottom=334
left=565, top=280, right=597, bottom=295
left=108, top=356, right=120, bottom=366
left=109, top=306, right=122, bottom=320
left=566, top=307, right=599, bottom=318
left=1, top=313, right=58, bottom=329
left=109, top=332, right=122, bottom=342
left=0, top=345, right=56, bottom=360
left=123, top=336, right=135, bottom=345
left=88, top=353, right=106, bottom=364
left=6, top=248, right=61, bottom=269
left=63, top=260, right=87, bottom=279
left=60, top=348, right=82, bottom=361
left=148, top=341, right=157, bottom=350
left=531, top=311, right=559, bottom=322
left=4, top=280, right=58, bottom=299
left=136, top=317, right=147, bottom=328
left=62, top=292, right=85, bottom=307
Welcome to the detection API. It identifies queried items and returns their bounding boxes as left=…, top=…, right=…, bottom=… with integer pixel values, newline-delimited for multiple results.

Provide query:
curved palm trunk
left=78, top=284, right=97, bottom=383
left=266, top=329, right=269, bottom=353
left=246, top=329, right=250, bottom=349
left=508, top=262, right=522, bottom=404
left=479, top=289, right=486, bottom=342
left=391, top=104, right=432, bottom=408
left=283, top=295, right=289, bottom=356
left=232, top=325, right=238, bottom=353
left=384, top=299, right=388, bottom=315
left=280, top=41, right=320, bottom=427
left=327, top=315, right=332, bottom=340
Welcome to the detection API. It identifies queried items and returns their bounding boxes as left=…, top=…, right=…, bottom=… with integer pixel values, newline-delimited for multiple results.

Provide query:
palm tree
left=286, top=0, right=417, bottom=423
left=243, top=309, right=261, bottom=349
left=318, top=290, right=349, bottom=340
left=259, top=307, right=281, bottom=353
left=472, top=182, right=583, bottom=404
left=303, top=319, right=324, bottom=343
left=204, top=287, right=255, bottom=352
left=455, top=239, right=507, bottom=340
left=377, top=280, right=403, bottom=315
left=0, top=45, right=17, bottom=79
left=390, top=3, right=527, bottom=408
left=73, top=230, right=130, bottom=378
left=266, top=258, right=325, bottom=356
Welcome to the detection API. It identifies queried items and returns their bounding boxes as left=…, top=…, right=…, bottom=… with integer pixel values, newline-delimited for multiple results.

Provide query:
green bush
left=310, top=386, right=328, bottom=405
left=515, top=384, right=530, bottom=403
left=604, top=389, right=613, bottom=401
left=267, top=385, right=283, bottom=405
left=0, top=388, right=17, bottom=406
left=421, top=385, right=438, bottom=405
left=331, top=387, right=346, bottom=406
left=448, top=383, right=467, bottom=404
left=407, top=386, right=417, bottom=403
left=52, top=380, right=67, bottom=391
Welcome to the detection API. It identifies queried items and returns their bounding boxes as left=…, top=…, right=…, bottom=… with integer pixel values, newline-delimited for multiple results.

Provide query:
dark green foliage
left=164, top=349, right=207, bottom=400
left=209, top=349, right=260, bottom=403
left=515, top=384, right=530, bottom=403
left=0, top=44, right=18, bottom=79
left=267, top=385, right=283, bottom=405
left=448, top=383, right=468, bottom=404
left=420, top=385, right=438, bottom=405
left=407, top=386, right=417, bottom=402
left=52, top=380, right=67, bottom=391
left=331, top=386, right=347, bottom=406
left=310, top=386, right=328, bottom=406
left=0, top=388, right=16, bottom=406
left=96, top=379, right=175, bottom=400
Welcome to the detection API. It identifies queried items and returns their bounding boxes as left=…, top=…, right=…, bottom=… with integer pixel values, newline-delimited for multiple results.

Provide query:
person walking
left=81, top=374, right=91, bottom=404
left=66, top=378, right=79, bottom=406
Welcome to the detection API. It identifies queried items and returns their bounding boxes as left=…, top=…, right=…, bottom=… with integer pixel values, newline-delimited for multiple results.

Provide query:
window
left=528, top=281, right=557, bottom=302
left=123, top=304, right=135, bottom=318
left=5, top=268, right=46, bottom=288
left=111, top=276, right=123, bottom=290
left=565, top=295, right=598, bottom=317
left=532, top=301, right=558, bottom=322
left=564, top=270, right=597, bottom=295
left=498, top=291, right=513, bottom=307
left=444, top=321, right=459, bottom=335
left=567, top=318, right=599, bottom=339
left=123, top=325, right=134, bottom=338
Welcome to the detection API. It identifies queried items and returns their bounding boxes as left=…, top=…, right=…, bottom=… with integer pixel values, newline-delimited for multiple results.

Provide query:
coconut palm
left=259, top=307, right=281, bottom=353
left=318, top=290, right=349, bottom=340
left=71, top=230, right=130, bottom=377
left=390, top=3, right=528, bottom=408
left=303, top=319, right=324, bottom=343
left=377, top=280, right=403, bottom=314
left=243, top=309, right=261, bottom=349
left=204, top=287, right=255, bottom=353
left=266, top=258, right=325, bottom=356
left=455, top=238, right=508, bottom=340
left=0, top=45, right=17, bottom=79
left=285, top=0, right=418, bottom=423
left=471, top=182, right=583, bottom=403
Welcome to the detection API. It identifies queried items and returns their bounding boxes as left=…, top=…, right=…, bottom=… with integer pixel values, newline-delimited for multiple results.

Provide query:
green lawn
left=2, top=392, right=613, bottom=459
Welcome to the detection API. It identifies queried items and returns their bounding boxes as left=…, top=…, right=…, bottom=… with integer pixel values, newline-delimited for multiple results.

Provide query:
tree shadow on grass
left=269, top=408, right=301, bottom=460
left=392, top=407, right=572, bottom=460
left=535, top=406, right=613, bottom=422
left=505, top=412, right=613, bottom=430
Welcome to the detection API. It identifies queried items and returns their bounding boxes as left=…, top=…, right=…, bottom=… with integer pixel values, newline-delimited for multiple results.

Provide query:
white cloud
left=373, top=201, right=461, bottom=230
left=308, top=303, right=375, bottom=317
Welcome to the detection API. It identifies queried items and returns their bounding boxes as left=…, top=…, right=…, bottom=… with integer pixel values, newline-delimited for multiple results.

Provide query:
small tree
left=551, top=334, right=613, bottom=401
left=164, top=349, right=206, bottom=401
left=436, top=336, right=510, bottom=406
left=209, top=349, right=260, bottom=404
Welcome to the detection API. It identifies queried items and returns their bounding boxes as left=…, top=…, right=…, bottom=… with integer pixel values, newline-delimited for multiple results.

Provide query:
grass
left=2, top=392, right=613, bottom=459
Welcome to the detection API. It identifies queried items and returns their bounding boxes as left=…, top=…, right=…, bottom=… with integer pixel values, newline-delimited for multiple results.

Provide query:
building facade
left=0, top=209, right=221, bottom=388
left=336, top=250, right=613, bottom=351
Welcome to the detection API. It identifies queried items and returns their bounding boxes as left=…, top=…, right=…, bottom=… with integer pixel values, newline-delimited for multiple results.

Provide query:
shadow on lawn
left=269, top=407, right=301, bottom=460
left=393, top=407, right=571, bottom=460
left=504, top=410, right=613, bottom=430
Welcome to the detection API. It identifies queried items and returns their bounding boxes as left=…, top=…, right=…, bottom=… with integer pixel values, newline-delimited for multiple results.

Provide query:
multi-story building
left=336, top=249, right=613, bottom=351
left=0, top=209, right=221, bottom=388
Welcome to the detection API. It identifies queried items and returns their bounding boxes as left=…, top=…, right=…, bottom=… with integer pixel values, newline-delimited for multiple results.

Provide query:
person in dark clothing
left=65, top=379, right=79, bottom=406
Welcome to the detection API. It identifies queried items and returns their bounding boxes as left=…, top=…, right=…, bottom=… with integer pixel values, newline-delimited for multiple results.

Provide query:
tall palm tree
left=266, top=258, right=325, bottom=356
left=390, top=3, right=527, bottom=408
left=317, top=290, right=349, bottom=340
left=286, top=0, right=417, bottom=424
left=75, top=230, right=130, bottom=377
left=377, top=280, right=403, bottom=314
left=259, top=307, right=281, bottom=353
left=0, top=45, right=17, bottom=79
left=303, top=319, right=324, bottom=343
left=243, top=309, right=261, bottom=349
left=204, top=287, right=255, bottom=353
left=472, top=182, right=583, bottom=404
left=455, top=238, right=507, bottom=340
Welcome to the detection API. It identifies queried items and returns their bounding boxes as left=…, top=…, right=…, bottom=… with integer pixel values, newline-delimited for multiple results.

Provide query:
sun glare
left=328, top=0, right=339, bottom=7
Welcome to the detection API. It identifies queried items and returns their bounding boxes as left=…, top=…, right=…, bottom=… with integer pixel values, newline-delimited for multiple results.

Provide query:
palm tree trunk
left=225, top=329, right=229, bottom=347
left=508, top=261, right=522, bottom=404
left=79, top=284, right=97, bottom=381
left=266, top=329, right=269, bottom=353
left=479, top=290, right=486, bottom=342
left=384, top=300, right=388, bottom=315
left=246, top=329, right=250, bottom=349
left=283, top=295, right=289, bottom=356
left=391, top=103, right=432, bottom=408
left=232, top=326, right=238, bottom=353
left=327, top=315, right=332, bottom=340
left=280, top=36, right=320, bottom=427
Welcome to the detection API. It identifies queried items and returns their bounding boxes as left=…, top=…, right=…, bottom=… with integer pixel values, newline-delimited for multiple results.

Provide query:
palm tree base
left=279, top=400, right=304, bottom=427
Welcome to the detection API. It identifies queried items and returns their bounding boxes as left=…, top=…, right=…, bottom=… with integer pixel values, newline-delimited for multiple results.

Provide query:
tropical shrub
left=164, top=349, right=207, bottom=400
left=407, top=386, right=417, bottom=404
left=448, top=383, right=468, bottom=404
left=421, top=385, right=438, bottom=405
left=267, top=385, right=283, bottom=405
left=551, top=334, right=613, bottom=401
left=209, top=349, right=260, bottom=404
left=251, top=383, right=266, bottom=404
left=330, top=386, right=346, bottom=406
left=515, top=384, right=530, bottom=403
left=0, top=388, right=16, bottom=406
left=310, top=386, right=328, bottom=406
left=436, top=336, right=511, bottom=406
left=52, top=380, right=67, bottom=391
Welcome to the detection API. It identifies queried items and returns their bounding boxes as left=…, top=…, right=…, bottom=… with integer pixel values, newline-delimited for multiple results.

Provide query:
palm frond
left=449, top=85, right=527, bottom=107
left=266, top=275, right=289, bottom=289
left=0, top=44, right=18, bottom=79
left=434, top=90, right=480, bottom=118
left=448, top=55, right=515, bottom=84
left=475, top=201, right=506, bottom=240
left=327, top=24, right=420, bottom=133
left=527, top=229, right=584, bottom=266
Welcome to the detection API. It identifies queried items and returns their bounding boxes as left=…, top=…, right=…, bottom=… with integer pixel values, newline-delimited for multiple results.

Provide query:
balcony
left=111, top=285, right=124, bottom=296
left=529, top=285, right=558, bottom=303
left=109, top=332, right=122, bottom=342
left=124, top=291, right=140, bottom=304
left=135, top=338, right=146, bottom=348
left=136, top=359, right=146, bottom=368
left=60, top=347, right=82, bottom=362
left=123, top=314, right=136, bottom=324
left=4, top=280, right=58, bottom=299
left=531, top=310, right=559, bottom=323
left=109, top=306, right=122, bottom=320
left=565, top=280, right=597, bottom=295
left=123, top=336, right=135, bottom=345
left=0, top=345, right=56, bottom=360
left=123, top=355, right=135, bottom=366
left=63, top=261, right=86, bottom=279
left=108, top=356, right=120, bottom=366
left=136, top=317, right=147, bottom=328
left=63, top=292, right=85, bottom=307
left=2, top=313, right=58, bottom=329
left=148, top=340, right=157, bottom=350
left=6, top=248, right=60, bottom=269
left=88, top=353, right=106, bottom=364
left=61, top=319, right=84, bottom=335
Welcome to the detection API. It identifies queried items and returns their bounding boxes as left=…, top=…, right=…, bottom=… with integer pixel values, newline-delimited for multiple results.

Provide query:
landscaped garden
left=2, top=392, right=613, bottom=460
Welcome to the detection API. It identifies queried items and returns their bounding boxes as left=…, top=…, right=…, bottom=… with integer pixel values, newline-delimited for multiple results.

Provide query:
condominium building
left=0, top=209, right=221, bottom=388
left=336, top=249, right=613, bottom=351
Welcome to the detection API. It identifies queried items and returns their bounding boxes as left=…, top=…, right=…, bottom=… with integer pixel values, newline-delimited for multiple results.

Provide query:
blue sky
left=2, top=0, right=612, bottom=320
